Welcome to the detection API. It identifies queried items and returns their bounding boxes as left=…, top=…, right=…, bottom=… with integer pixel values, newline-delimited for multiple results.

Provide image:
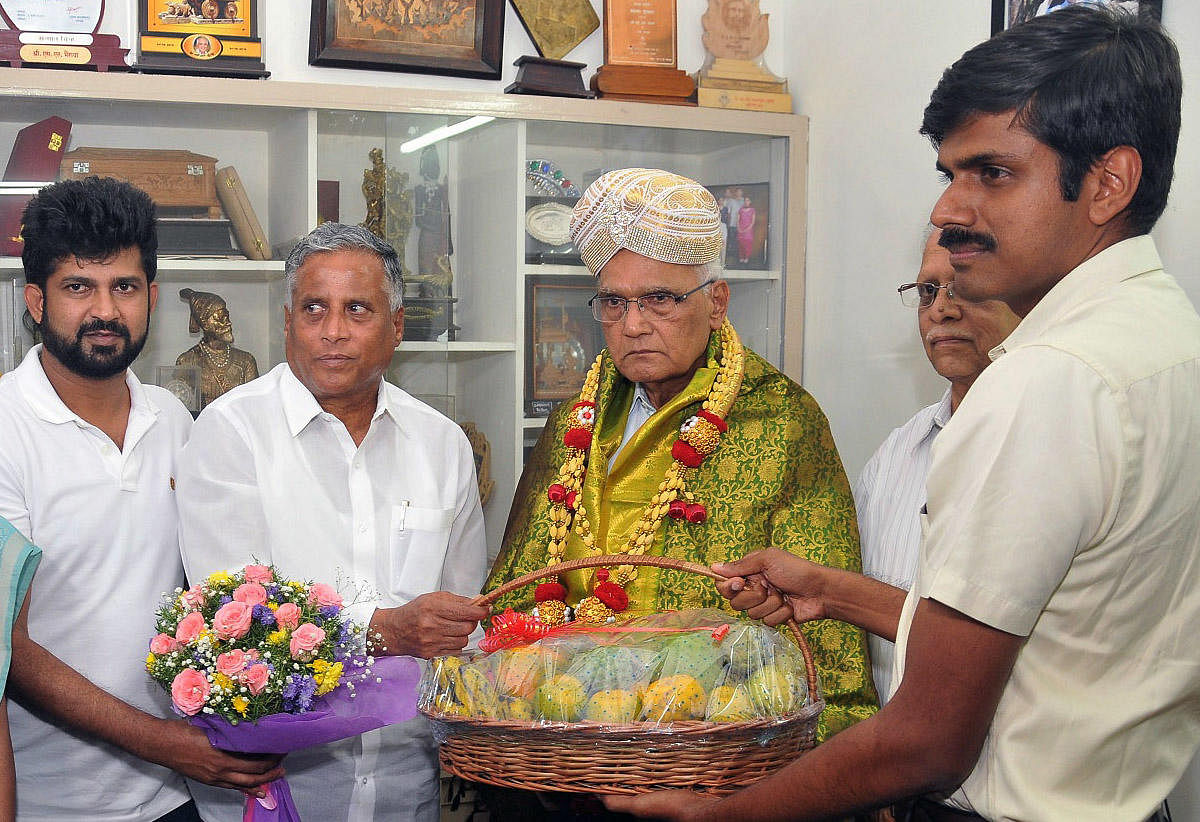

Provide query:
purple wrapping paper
left=189, top=656, right=422, bottom=822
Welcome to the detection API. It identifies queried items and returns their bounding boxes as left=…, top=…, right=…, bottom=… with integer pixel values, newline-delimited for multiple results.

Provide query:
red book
left=4, top=116, right=71, bottom=181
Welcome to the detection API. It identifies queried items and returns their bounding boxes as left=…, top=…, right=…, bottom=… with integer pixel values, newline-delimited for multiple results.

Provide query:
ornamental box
left=59, top=147, right=222, bottom=218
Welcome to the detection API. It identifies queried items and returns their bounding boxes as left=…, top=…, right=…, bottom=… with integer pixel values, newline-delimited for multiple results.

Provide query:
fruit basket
left=420, top=554, right=823, bottom=796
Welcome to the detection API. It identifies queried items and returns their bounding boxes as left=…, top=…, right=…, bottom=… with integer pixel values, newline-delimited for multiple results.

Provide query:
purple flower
left=219, top=595, right=233, bottom=606
left=253, top=604, right=276, bottom=626
left=319, top=605, right=341, bottom=619
left=266, top=584, right=282, bottom=600
left=282, top=674, right=318, bottom=713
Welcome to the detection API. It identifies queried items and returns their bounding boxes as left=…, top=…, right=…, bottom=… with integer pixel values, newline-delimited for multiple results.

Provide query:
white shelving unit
left=0, top=69, right=807, bottom=561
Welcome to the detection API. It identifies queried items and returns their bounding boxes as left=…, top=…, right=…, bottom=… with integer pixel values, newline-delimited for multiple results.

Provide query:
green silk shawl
left=486, top=331, right=879, bottom=740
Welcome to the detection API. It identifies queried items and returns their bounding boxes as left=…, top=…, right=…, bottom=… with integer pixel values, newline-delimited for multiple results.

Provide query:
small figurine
left=176, top=288, right=259, bottom=410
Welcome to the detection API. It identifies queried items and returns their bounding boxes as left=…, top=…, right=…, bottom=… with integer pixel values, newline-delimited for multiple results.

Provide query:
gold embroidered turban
left=569, top=168, right=724, bottom=275
left=179, top=288, right=227, bottom=334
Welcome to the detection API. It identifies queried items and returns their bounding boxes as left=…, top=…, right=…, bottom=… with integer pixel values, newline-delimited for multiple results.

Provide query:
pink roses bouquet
left=146, top=564, right=368, bottom=723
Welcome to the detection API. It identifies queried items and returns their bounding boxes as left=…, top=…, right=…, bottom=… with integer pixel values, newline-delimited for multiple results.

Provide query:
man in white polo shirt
left=0, top=177, right=283, bottom=822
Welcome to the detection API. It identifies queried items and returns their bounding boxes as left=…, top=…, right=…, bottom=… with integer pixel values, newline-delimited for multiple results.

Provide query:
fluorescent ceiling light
left=399, top=116, right=495, bottom=153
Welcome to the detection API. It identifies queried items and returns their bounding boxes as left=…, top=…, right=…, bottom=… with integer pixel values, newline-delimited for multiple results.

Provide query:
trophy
left=0, top=0, right=129, bottom=71
left=136, top=0, right=267, bottom=77
left=695, top=0, right=792, bottom=113
left=591, top=0, right=696, bottom=105
left=505, top=0, right=598, bottom=99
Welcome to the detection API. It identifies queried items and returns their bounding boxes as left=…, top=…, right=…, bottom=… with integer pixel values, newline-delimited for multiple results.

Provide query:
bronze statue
left=360, top=147, right=413, bottom=279
left=176, top=288, right=259, bottom=410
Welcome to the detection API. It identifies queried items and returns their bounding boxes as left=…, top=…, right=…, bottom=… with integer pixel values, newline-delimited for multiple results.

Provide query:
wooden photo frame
left=705, top=182, right=769, bottom=271
left=991, top=0, right=1161, bottom=34
left=524, top=275, right=604, bottom=417
left=310, top=0, right=504, bottom=79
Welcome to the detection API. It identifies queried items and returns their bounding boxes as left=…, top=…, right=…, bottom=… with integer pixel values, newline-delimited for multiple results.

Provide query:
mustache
left=76, top=318, right=132, bottom=344
left=939, top=226, right=997, bottom=253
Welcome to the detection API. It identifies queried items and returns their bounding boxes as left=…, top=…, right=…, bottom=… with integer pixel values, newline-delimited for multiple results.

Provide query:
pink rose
left=170, top=668, right=210, bottom=716
left=216, top=650, right=249, bottom=677
left=307, top=583, right=343, bottom=609
left=289, top=623, right=326, bottom=661
left=245, top=648, right=260, bottom=661
left=181, top=585, right=204, bottom=608
left=149, top=633, right=180, bottom=655
left=243, top=663, right=270, bottom=695
left=274, top=602, right=301, bottom=630
left=233, top=582, right=268, bottom=608
left=213, top=601, right=253, bottom=640
left=175, top=611, right=207, bottom=644
left=244, top=564, right=273, bottom=584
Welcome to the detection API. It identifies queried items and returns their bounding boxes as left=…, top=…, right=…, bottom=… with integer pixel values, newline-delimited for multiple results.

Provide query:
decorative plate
left=525, top=202, right=575, bottom=247
left=526, top=159, right=580, bottom=197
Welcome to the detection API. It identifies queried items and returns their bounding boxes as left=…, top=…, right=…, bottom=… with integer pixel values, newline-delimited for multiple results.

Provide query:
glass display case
left=0, top=69, right=807, bottom=561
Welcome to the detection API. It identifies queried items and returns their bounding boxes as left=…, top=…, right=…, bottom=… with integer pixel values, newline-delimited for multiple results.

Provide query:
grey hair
left=283, top=222, right=404, bottom=311
left=696, top=257, right=724, bottom=285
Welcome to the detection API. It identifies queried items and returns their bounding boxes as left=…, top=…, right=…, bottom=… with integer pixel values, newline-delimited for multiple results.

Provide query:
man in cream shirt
left=177, top=222, right=488, bottom=821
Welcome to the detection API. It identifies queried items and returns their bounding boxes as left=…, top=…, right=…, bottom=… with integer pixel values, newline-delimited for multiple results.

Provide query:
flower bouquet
left=147, top=564, right=421, bottom=822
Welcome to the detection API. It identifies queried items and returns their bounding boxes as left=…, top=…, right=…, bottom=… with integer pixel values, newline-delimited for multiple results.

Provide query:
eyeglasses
left=898, top=281, right=956, bottom=308
left=588, top=279, right=716, bottom=323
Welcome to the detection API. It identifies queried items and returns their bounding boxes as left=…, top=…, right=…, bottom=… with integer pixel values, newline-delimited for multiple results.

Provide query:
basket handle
left=473, top=553, right=819, bottom=702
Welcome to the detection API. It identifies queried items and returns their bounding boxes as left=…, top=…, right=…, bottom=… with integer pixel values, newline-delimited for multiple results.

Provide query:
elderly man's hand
left=149, top=720, right=285, bottom=794
left=713, top=548, right=836, bottom=625
left=368, top=593, right=490, bottom=659
left=602, top=789, right=716, bottom=820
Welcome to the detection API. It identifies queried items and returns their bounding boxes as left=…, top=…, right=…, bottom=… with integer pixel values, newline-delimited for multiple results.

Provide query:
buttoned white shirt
left=177, top=362, right=487, bottom=822
left=610, top=382, right=657, bottom=469
left=894, top=236, right=1200, bottom=820
left=853, top=389, right=950, bottom=701
left=0, top=345, right=193, bottom=822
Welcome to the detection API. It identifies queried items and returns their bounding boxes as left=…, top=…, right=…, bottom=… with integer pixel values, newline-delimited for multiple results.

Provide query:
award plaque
left=136, top=0, right=267, bottom=77
left=695, top=0, right=791, bottom=112
left=591, top=0, right=695, bottom=105
left=504, top=0, right=597, bottom=98
left=0, top=0, right=129, bottom=71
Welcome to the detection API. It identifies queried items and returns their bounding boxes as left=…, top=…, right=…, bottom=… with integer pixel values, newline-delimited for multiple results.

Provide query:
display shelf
left=0, top=67, right=807, bottom=558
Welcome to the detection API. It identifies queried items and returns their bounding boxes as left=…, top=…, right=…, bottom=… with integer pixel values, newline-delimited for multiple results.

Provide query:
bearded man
left=0, top=176, right=280, bottom=822
left=486, top=168, right=877, bottom=745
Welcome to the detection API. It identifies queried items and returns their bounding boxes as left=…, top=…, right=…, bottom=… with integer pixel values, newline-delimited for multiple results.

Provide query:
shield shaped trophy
left=0, top=0, right=130, bottom=70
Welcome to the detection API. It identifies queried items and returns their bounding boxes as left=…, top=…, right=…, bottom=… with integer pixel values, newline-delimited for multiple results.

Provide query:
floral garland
left=536, top=318, right=745, bottom=625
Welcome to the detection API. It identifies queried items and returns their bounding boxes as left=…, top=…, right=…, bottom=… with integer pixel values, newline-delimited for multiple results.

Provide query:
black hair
left=20, top=176, right=158, bottom=289
left=921, top=5, right=1181, bottom=236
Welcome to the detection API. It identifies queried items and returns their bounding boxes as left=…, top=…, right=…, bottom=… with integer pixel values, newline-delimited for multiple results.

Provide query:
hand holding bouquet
left=147, top=564, right=420, bottom=821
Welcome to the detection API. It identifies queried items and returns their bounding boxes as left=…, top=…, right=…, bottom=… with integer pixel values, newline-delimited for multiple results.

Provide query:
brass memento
left=510, top=0, right=598, bottom=61
left=360, top=147, right=413, bottom=278
left=176, top=288, right=259, bottom=411
left=695, top=0, right=791, bottom=112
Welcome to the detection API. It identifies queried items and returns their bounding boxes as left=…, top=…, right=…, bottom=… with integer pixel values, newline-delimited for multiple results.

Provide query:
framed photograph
left=137, top=0, right=266, bottom=76
left=525, top=275, right=605, bottom=417
left=705, top=182, right=769, bottom=271
left=992, top=0, right=1161, bottom=34
left=310, top=0, right=505, bottom=79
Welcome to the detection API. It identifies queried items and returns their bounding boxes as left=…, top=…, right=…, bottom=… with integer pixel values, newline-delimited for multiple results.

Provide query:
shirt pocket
left=389, top=504, right=455, bottom=603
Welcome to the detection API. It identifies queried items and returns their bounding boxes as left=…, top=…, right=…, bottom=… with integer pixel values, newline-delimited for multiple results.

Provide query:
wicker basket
left=422, top=554, right=823, bottom=796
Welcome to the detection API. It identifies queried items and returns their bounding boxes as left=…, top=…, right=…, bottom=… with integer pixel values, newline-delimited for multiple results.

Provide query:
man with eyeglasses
left=855, top=229, right=1019, bottom=702
left=485, top=169, right=876, bottom=785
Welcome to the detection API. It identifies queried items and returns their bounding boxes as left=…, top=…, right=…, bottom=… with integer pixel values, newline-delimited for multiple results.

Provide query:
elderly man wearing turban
left=485, top=169, right=877, bottom=749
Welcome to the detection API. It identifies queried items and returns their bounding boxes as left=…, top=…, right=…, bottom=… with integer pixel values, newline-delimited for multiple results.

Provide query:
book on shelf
left=215, top=166, right=270, bottom=260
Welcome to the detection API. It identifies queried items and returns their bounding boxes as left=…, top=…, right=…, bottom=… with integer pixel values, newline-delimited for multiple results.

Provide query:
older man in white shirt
left=854, top=230, right=1018, bottom=700
left=176, top=222, right=489, bottom=822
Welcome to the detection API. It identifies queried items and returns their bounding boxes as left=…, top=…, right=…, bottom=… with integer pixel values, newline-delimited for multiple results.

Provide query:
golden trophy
left=695, top=0, right=792, bottom=113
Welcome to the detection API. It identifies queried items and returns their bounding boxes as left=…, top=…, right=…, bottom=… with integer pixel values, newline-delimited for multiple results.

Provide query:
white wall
left=92, top=1, right=1200, bottom=815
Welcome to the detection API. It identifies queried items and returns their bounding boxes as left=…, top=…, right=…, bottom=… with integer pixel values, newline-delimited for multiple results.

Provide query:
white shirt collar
left=278, top=363, right=394, bottom=439
left=631, top=382, right=657, bottom=415
left=989, top=235, right=1160, bottom=362
left=13, top=344, right=160, bottom=428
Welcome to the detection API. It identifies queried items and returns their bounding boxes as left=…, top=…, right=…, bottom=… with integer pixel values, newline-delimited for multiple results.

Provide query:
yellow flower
left=268, top=629, right=289, bottom=645
left=267, top=602, right=279, bottom=611
left=232, top=696, right=249, bottom=715
left=311, top=659, right=343, bottom=696
left=214, top=673, right=234, bottom=691
left=207, top=571, right=232, bottom=586
left=197, top=630, right=215, bottom=644
left=145, top=653, right=156, bottom=671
